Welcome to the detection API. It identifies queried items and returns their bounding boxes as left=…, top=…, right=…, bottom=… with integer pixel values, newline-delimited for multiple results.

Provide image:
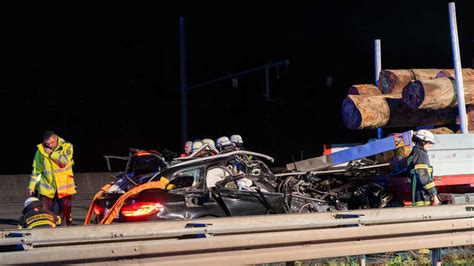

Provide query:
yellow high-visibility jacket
left=29, top=137, right=76, bottom=198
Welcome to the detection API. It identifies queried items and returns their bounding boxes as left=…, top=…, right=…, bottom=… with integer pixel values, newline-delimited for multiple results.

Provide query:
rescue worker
left=202, top=138, right=218, bottom=155
left=230, top=134, right=252, bottom=172
left=206, top=166, right=230, bottom=188
left=216, top=136, right=234, bottom=153
left=18, top=197, right=61, bottom=229
left=407, top=130, right=440, bottom=206
left=191, top=140, right=203, bottom=154
left=230, top=134, right=245, bottom=150
left=202, top=138, right=216, bottom=151
left=28, top=131, right=76, bottom=225
left=180, top=141, right=193, bottom=157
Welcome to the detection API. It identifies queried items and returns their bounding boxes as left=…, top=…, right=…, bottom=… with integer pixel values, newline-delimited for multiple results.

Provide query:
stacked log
left=378, top=68, right=474, bottom=94
left=342, top=68, right=474, bottom=131
left=427, top=127, right=454, bottom=134
left=378, top=69, right=440, bottom=94
left=347, top=84, right=381, bottom=96
left=342, top=94, right=456, bottom=129
left=342, top=94, right=393, bottom=129
left=435, top=68, right=474, bottom=79
left=455, top=105, right=474, bottom=132
left=402, top=78, right=474, bottom=109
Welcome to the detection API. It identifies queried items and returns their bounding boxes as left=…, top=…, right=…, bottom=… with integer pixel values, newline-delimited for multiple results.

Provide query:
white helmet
left=230, top=134, right=243, bottom=144
left=414, top=130, right=436, bottom=144
left=191, top=140, right=203, bottom=153
left=24, top=197, right=40, bottom=208
left=202, top=138, right=216, bottom=150
left=216, top=136, right=232, bottom=151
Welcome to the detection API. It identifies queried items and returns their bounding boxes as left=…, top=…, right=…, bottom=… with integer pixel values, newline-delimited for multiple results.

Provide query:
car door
left=160, top=167, right=227, bottom=219
left=218, top=186, right=284, bottom=216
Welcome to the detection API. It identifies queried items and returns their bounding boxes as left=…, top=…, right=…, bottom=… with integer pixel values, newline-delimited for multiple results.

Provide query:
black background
left=1, top=1, right=472, bottom=173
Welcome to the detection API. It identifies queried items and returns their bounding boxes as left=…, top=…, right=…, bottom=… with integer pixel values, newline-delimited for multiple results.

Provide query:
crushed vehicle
left=275, top=159, right=393, bottom=213
left=281, top=131, right=474, bottom=212
left=85, top=143, right=396, bottom=225
left=85, top=148, right=285, bottom=224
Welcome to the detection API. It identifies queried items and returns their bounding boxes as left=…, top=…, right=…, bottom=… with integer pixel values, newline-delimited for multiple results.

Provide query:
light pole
left=179, top=16, right=188, bottom=145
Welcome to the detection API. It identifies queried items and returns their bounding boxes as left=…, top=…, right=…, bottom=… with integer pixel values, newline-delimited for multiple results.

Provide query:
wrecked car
left=85, top=149, right=285, bottom=224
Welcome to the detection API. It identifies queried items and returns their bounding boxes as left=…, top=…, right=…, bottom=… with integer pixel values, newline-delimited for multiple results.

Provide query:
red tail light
left=121, top=202, right=163, bottom=217
left=93, top=205, right=104, bottom=216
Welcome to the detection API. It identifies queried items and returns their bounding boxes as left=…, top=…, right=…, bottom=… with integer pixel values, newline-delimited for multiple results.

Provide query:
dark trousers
left=39, top=194, right=72, bottom=226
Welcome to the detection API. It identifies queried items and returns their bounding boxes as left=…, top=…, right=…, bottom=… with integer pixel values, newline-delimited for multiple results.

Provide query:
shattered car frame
left=85, top=150, right=285, bottom=224
left=275, top=160, right=393, bottom=213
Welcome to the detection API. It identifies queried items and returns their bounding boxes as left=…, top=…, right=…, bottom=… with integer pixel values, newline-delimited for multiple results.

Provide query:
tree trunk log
left=342, top=95, right=393, bottom=129
left=436, top=68, right=474, bottom=79
left=378, top=69, right=441, bottom=94
left=347, top=84, right=381, bottom=96
left=427, top=127, right=454, bottom=134
left=342, top=95, right=457, bottom=129
left=456, top=105, right=474, bottom=131
left=402, top=77, right=474, bottom=109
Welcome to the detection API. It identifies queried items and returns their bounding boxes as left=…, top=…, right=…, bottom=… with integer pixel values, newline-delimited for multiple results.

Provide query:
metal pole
left=448, top=2, right=469, bottom=134
left=187, top=60, right=289, bottom=90
left=359, top=255, right=366, bottom=266
left=431, top=248, right=442, bottom=266
left=179, top=16, right=188, bottom=145
left=375, top=39, right=383, bottom=139
left=265, top=67, right=270, bottom=100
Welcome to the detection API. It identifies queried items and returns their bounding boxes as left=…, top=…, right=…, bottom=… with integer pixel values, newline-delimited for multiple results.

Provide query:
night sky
left=1, top=1, right=472, bottom=174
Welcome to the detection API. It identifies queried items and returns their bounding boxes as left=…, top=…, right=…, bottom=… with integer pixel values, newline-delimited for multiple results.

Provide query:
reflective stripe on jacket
left=18, top=210, right=62, bottom=229
left=407, top=146, right=437, bottom=196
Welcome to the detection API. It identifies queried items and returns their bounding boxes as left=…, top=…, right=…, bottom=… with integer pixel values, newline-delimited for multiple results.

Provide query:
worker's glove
left=432, top=195, right=441, bottom=206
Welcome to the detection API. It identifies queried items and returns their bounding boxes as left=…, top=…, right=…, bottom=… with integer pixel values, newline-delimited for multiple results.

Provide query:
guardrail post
left=431, top=248, right=441, bottom=266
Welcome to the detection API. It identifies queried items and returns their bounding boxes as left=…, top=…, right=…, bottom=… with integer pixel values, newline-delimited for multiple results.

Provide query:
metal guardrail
left=1, top=205, right=473, bottom=265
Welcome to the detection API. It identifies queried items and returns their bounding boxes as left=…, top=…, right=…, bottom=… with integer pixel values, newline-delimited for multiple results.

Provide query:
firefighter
left=216, top=136, right=234, bottom=153
left=191, top=140, right=203, bottom=154
left=407, top=130, right=440, bottom=206
left=202, top=138, right=216, bottom=150
left=18, top=197, right=61, bottom=229
left=180, top=141, right=193, bottom=157
left=202, top=138, right=218, bottom=155
left=28, top=131, right=76, bottom=225
left=230, top=134, right=245, bottom=150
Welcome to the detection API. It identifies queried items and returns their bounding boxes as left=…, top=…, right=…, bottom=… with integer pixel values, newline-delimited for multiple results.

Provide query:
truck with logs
left=288, top=68, right=474, bottom=209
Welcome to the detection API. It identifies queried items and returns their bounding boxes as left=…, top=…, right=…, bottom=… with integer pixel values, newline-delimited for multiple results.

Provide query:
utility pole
left=178, top=18, right=289, bottom=146
left=179, top=16, right=188, bottom=146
